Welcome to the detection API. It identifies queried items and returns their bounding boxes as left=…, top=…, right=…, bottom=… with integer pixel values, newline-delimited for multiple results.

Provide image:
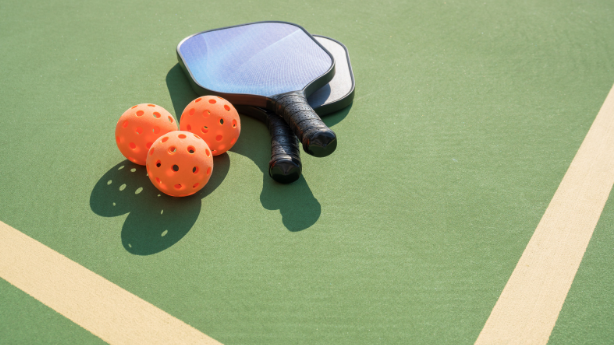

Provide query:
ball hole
left=206, top=167, right=212, bottom=175
left=131, top=105, right=138, bottom=109
left=208, top=99, right=216, bottom=104
left=195, top=98, right=202, bottom=103
left=194, top=134, right=201, bottom=140
left=174, top=184, right=182, bottom=189
left=186, top=124, right=192, bottom=131
left=129, top=142, right=136, bottom=149
left=193, top=183, right=199, bottom=189
left=148, top=104, right=155, bottom=107
left=205, top=149, right=210, bottom=157
left=224, top=105, right=230, bottom=111
left=161, top=137, right=168, bottom=143
left=168, top=116, right=174, bottom=123
left=172, top=164, right=179, bottom=172
left=205, top=110, right=210, bottom=117
left=187, top=146, right=195, bottom=154
left=156, top=160, right=161, bottom=167
left=146, top=142, right=153, bottom=150
left=201, top=126, right=208, bottom=134
left=219, top=118, right=224, bottom=125
left=136, top=110, right=144, bottom=116
left=155, top=177, right=161, bottom=183
left=232, top=119, right=237, bottom=128
left=230, top=138, right=236, bottom=145
left=153, top=112, right=161, bottom=118
left=116, top=136, right=122, bottom=144
left=122, top=120, right=129, bottom=128
left=168, top=146, right=176, bottom=154
left=189, top=108, right=195, bottom=115
left=216, top=135, right=223, bottom=142
left=178, top=134, right=186, bottom=139
left=135, top=127, right=143, bottom=134
left=193, top=166, right=199, bottom=174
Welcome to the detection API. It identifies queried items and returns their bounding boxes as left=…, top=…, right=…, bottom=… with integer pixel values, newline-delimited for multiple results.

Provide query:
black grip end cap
left=269, top=157, right=302, bottom=184
left=303, top=129, right=337, bottom=157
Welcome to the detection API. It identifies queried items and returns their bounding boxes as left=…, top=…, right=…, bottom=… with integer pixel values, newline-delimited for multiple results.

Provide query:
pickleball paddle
left=177, top=21, right=338, bottom=157
left=236, top=35, right=355, bottom=184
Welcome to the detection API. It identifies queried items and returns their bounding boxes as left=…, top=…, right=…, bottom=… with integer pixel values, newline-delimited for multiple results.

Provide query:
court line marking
left=475, top=83, right=614, bottom=344
left=0, top=220, right=222, bottom=345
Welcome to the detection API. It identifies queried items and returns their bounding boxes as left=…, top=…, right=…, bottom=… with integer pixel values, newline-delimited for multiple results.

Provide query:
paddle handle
left=273, top=91, right=337, bottom=157
left=267, top=113, right=302, bottom=184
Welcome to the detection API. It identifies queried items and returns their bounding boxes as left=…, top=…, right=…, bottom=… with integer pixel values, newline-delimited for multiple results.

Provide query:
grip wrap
left=267, top=112, right=302, bottom=184
left=272, top=91, right=337, bottom=157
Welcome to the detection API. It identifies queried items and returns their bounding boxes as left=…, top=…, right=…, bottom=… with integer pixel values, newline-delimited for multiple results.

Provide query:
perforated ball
left=146, top=131, right=214, bottom=197
left=179, top=96, right=241, bottom=155
left=115, top=104, right=178, bottom=165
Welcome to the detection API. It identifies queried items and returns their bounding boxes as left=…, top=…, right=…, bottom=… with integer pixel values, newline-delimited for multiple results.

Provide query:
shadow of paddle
left=229, top=116, right=322, bottom=231
left=321, top=103, right=352, bottom=128
left=90, top=155, right=230, bottom=255
left=260, top=175, right=322, bottom=232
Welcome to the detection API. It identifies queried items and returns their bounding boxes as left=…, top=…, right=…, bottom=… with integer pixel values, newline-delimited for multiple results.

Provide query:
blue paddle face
left=178, top=22, right=333, bottom=98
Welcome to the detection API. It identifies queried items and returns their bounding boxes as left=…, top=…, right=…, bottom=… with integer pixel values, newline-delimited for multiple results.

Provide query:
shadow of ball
left=90, top=154, right=231, bottom=255
left=90, top=161, right=157, bottom=217
left=121, top=195, right=201, bottom=255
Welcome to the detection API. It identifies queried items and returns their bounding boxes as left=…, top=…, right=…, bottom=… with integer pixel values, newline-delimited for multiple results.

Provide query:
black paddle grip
left=267, top=113, right=302, bottom=184
left=272, top=91, right=337, bottom=157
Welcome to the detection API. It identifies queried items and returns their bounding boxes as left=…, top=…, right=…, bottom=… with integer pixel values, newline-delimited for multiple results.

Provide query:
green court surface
left=1, top=0, right=614, bottom=344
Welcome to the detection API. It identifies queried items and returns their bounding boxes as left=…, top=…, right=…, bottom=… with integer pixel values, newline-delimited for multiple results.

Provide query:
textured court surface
left=1, top=0, right=614, bottom=344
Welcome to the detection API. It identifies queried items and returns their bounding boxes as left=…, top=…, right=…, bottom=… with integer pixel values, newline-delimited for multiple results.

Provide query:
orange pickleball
left=146, top=131, right=214, bottom=197
left=115, top=104, right=178, bottom=165
left=179, top=96, right=241, bottom=155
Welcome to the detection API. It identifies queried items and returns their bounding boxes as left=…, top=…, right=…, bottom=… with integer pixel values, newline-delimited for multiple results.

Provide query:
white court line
left=0, top=220, right=222, bottom=345
left=476, top=83, right=614, bottom=344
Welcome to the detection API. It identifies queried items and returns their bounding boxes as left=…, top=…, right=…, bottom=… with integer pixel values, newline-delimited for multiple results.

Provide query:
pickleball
left=179, top=96, right=241, bottom=155
left=115, top=104, right=178, bottom=165
left=145, top=131, right=214, bottom=197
